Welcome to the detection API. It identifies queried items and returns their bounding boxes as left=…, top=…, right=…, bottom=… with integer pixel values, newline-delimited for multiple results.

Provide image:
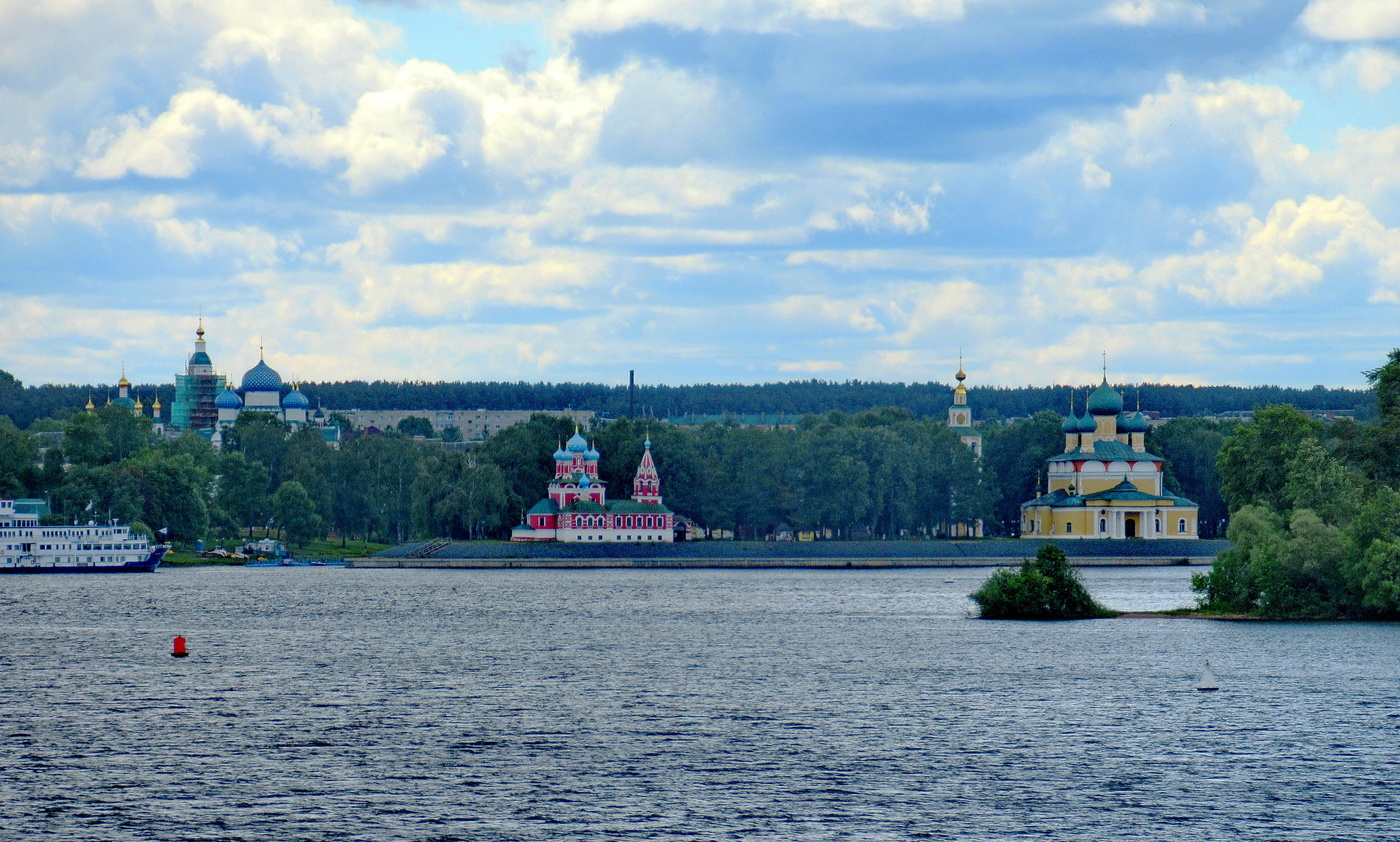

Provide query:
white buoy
left=1196, top=660, right=1219, bottom=692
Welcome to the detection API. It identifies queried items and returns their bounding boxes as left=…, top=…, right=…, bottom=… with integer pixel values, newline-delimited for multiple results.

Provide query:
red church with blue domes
left=511, top=431, right=675, bottom=542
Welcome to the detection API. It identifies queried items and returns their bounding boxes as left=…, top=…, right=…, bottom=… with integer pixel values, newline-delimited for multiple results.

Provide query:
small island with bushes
left=971, top=544, right=1118, bottom=620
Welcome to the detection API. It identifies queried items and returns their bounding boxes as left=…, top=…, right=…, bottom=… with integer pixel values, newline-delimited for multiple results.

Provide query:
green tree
left=972, top=544, right=1116, bottom=620
left=97, top=404, right=152, bottom=462
left=0, top=416, right=38, bottom=498
left=411, top=452, right=511, bottom=539
left=477, top=414, right=578, bottom=519
left=1147, top=417, right=1232, bottom=538
left=225, top=412, right=290, bottom=481
left=980, top=411, right=1064, bottom=536
left=1216, top=404, right=1322, bottom=513
left=273, top=480, right=324, bottom=548
left=1363, top=348, right=1400, bottom=420
left=397, top=416, right=435, bottom=437
left=215, top=451, right=272, bottom=536
left=62, top=411, right=111, bottom=467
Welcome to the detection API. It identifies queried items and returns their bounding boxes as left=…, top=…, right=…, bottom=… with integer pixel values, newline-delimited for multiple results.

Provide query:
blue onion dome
left=1086, top=376, right=1124, bottom=416
left=283, top=388, right=309, bottom=409
left=241, top=359, right=282, bottom=392
left=579, top=473, right=591, bottom=488
left=554, top=443, right=569, bottom=461
left=566, top=430, right=589, bottom=452
left=1061, top=413, right=1079, bottom=433
left=215, top=387, right=243, bottom=409
left=1076, top=412, right=1097, bottom=433
left=644, top=436, right=652, bottom=448
left=1120, top=410, right=1150, bottom=433
left=585, top=442, right=600, bottom=461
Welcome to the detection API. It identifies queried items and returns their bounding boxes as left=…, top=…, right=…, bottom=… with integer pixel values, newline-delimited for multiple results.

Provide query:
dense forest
left=0, top=395, right=1232, bottom=547
left=0, top=358, right=1390, bottom=560
left=1192, top=350, right=1400, bottom=619
left=0, top=368, right=1376, bottom=431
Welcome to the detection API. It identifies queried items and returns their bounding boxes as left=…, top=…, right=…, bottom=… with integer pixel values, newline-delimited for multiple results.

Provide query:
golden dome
left=118, top=375, right=131, bottom=388
left=85, top=395, right=95, bottom=411
left=152, top=396, right=162, bottom=410
left=134, top=396, right=144, bottom=410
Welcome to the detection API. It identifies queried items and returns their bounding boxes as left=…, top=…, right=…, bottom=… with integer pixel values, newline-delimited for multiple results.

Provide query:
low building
left=1020, top=374, right=1198, bottom=539
left=336, top=408, right=594, bottom=440
left=512, top=431, right=675, bottom=543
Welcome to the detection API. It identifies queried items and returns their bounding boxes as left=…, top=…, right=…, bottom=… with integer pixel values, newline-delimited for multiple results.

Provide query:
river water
left=1, top=566, right=1396, bottom=841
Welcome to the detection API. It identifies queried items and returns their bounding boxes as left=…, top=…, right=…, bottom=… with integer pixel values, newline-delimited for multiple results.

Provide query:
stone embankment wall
left=347, top=539, right=1228, bottom=569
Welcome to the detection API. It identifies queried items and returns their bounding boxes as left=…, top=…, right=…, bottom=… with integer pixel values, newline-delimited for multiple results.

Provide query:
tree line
left=0, top=367, right=1377, bottom=431
left=1, top=394, right=1240, bottom=548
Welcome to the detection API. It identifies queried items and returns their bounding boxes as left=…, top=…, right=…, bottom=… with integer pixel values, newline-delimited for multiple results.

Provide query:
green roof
left=1046, top=440, right=1164, bottom=463
left=608, top=500, right=673, bottom=514
left=527, top=499, right=559, bottom=515
left=564, top=500, right=606, bottom=513
left=1087, top=377, right=1123, bottom=415
left=1022, top=482, right=1198, bottom=509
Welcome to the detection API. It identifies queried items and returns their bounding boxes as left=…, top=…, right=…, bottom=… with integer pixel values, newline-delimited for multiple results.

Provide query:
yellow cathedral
left=1020, top=375, right=1198, bottom=540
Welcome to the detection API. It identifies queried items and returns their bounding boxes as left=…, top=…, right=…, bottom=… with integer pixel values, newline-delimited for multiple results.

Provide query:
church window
left=1065, top=522, right=1073, bottom=534
left=1099, top=518, right=1107, bottom=534
left=1178, top=518, right=1187, bottom=533
left=1155, top=518, right=1161, bottom=534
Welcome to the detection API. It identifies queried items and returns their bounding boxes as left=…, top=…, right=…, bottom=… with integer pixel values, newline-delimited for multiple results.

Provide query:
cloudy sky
left=4, top=0, right=1400, bottom=390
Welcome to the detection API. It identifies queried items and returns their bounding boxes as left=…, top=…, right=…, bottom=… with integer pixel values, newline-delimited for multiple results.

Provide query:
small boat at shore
left=0, top=499, right=168, bottom=574
left=1196, top=661, right=1220, bottom=692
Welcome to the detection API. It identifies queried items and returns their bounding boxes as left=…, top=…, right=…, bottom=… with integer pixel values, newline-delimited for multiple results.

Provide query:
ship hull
left=0, top=547, right=167, bottom=574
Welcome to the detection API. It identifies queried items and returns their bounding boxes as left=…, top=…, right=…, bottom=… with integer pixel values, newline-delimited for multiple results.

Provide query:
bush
left=972, top=544, right=1118, bottom=620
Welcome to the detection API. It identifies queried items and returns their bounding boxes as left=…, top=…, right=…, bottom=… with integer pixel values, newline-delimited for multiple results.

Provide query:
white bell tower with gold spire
left=947, top=355, right=981, bottom=457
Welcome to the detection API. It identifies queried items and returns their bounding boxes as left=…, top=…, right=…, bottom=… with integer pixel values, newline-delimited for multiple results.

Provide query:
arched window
left=1178, top=518, right=1187, bottom=533
left=1099, top=518, right=1107, bottom=534
left=1065, top=522, right=1073, bottom=534
left=1154, top=518, right=1161, bottom=534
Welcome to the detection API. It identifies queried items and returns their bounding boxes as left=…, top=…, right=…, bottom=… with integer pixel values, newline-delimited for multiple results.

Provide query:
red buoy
left=172, top=636, right=189, bottom=658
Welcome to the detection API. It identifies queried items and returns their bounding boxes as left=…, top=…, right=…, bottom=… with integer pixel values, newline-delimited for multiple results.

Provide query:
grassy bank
left=162, top=535, right=390, bottom=567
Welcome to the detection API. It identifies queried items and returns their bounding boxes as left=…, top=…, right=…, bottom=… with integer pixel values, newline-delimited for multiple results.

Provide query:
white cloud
left=1081, top=157, right=1112, bottom=190
left=777, top=359, right=846, bottom=373
left=1018, top=74, right=1307, bottom=196
left=1147, top=195, right=1400, bottom=305
left=1331, top=46, right=1400, bottom=92
left=549, top=0, right=967, bottom=36
left=77, top=88, right=287, bottom=180
left=1020, top=259, right=1151, bottom=320
left=1300, top=0, right=1400, bottom=41
left=477, top=56, right=624, bottom=181
left=1104, top=1, right=1207, bottom=26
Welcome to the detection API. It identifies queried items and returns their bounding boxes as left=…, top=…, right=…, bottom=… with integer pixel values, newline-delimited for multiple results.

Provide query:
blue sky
left=3, top=0, right=1400, bottom=390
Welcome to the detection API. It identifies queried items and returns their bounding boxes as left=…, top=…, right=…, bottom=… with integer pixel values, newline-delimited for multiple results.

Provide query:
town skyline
left=4, top=1, right=1399, bottom=389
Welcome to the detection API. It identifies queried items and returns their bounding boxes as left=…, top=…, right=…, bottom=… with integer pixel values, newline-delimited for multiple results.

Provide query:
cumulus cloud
left=1299, top=0, right=1400, bottom=41
left=1147, top=195, right=1400, bottom=305
left=1104, top=1, right=1208, bottom=27
left=1330, top=46, right=1400, bottom=92
left=1020, top=259, right=1151, bottom=320
left=548, top=0, right=967, bottom=36
left=1018, top=74, right=1306, bottom=205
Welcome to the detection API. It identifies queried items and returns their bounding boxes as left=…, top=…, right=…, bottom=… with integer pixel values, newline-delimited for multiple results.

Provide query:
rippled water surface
left=2, top=566, right=1396, bottom=841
